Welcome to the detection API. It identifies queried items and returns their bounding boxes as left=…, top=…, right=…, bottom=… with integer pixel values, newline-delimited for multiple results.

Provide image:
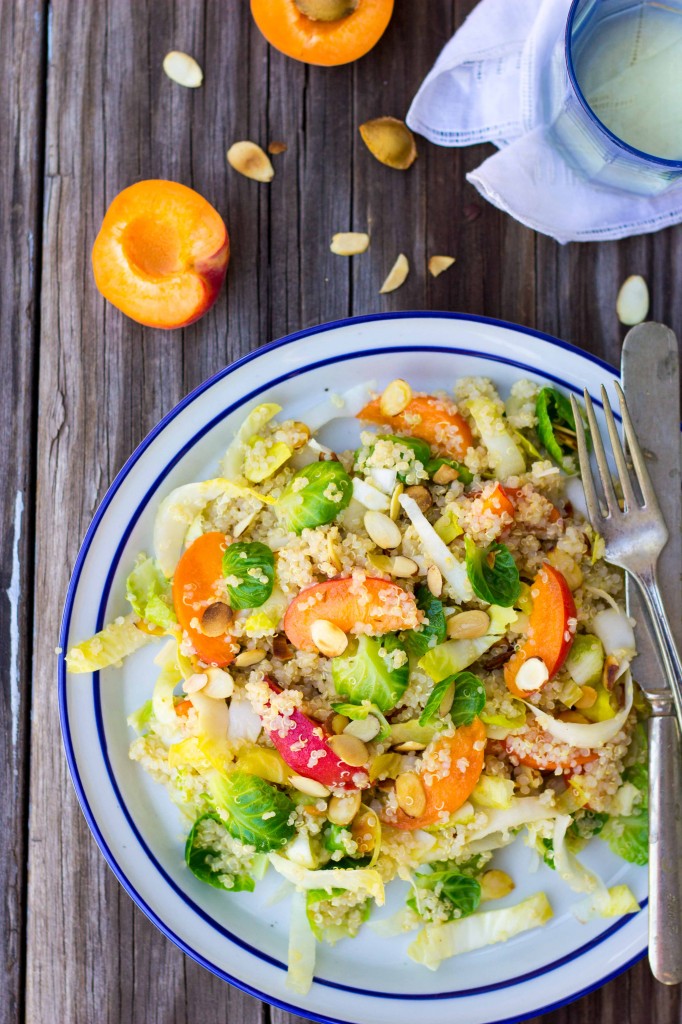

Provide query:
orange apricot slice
left=250, top=0, right=394, bottom=67
left=358, top=393, right=474, bottom=462
left=92, top=180, right=229, bottom=329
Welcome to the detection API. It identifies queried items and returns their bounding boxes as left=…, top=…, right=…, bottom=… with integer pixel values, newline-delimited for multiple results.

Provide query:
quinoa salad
left=66, top=374, right=647, bottom=992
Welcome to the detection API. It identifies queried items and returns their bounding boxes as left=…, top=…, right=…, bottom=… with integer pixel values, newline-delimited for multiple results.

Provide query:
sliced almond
left=616, top=275, right=649, bottom=326
left=364, top=509, right=402, bottom=549
left=311, top=619, right=348, bottom=657
left=290, top=775, right=330, bottom=798
left=233, top=510, right=260, bottom=539
left=428, top=255, right=456, bottom=278
left=426, top=565, right=443, bottom=598
left=389, top=481, right=404, bottom=521
left=395, top=772, right=427, bottom=818
left=227, top=141, right=274, bottom=183
left=575, top=685, right=598, bottom=710
left=327, top=733, right=369, bottom=767
left=162, top=51, right=203, bottom=88
left=330, top=231, right=370, bottom=256
left=268, top=140, right=288, bottom=154
left=480, top=869, right=515, bottom=901
left=203, top=667, right=234, bottom=699
left=327, top=790, right=362, bottom=826
left=295, top=0, right=358, bottom=20
left=432, top=463, right=459, bottom=485
left=380, top=253, right=409, bottom=294
left=446, top=609, right=490, bottom=640
left=344, top=715, right=381, bottom=743
left=438, top=681, right=455, bottom=718
left=392, top=740, right=426, bottom=752
left=385, top=555, right=419, bottom=578
left=515, top=656, right=549, bottom=693
left=359, top=117, right=417, bottom=170
left=331, top=713, right=350, bottom=734
left=183, top=672, right=208, bottom=694
left=404, top=484, right=432, bottom=512
left=602, top=654, right=619, bottom=691
left=380, top=378, right=412, bottom=417
left=234, top=647, right=267, bottom=668
left=200, top=601, right=233, bottom=637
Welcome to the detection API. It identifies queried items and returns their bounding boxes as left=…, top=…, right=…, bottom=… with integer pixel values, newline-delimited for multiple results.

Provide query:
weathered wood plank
left=0, top=4, right=46, bottom=1024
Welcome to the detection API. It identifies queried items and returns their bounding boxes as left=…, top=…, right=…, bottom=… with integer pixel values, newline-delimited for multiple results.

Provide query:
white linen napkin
left=406, top=0, right=682, bottom=243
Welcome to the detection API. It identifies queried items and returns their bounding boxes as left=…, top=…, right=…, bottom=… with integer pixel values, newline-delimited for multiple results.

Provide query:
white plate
left=60, top=312, right=647, bottom=1024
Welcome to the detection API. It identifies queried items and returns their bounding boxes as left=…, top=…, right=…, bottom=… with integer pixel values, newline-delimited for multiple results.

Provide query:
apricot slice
left=92, top=180, right=229, bottom=329
left=250, top=0, right=394, bottom=67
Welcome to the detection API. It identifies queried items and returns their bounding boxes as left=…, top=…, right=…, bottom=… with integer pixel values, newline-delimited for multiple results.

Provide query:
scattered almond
left=428, top=255, right=456, bottom=278
left=616, top=275, right=649, bottom=326
left=404, top=485, right=432, bottom=512
left=383, top=554, right=419, bottom=578
left=227, top=141, right=275, bottom=183
left=438, top=681, right=455, bottom=718
left=327, top=790, right=362, bottom=826
left=162, top=51, right=203, bottom=88
left=330, top=231, right=370, bottom=256
left=446, top=609, right=490, bottom=640
left=392, top=740, right=426, bottom=752
left=331, top=714, right=350, bottom=734
left=328, top=733, right=369, bottom=767
left=311, top=618, right=348, bottom=657
left=602, top=654, right=619, bottom=691
left=395, top=772, right=427, bottom=817
left=380, top=378, right=412, bottom=417
left=380, top=253, right=409, bottom=294
left=514, top=656, right=549, bottom=693
left=426, top=564, right=443, bottom=598
left=359, top=116, right=417, bottom=170
left=389, top=481, right=404, bottom=521
left=364, top=509, right=402, bottom=549
left=432, top=463, right=459, bottom=485
left=267, top=140, right=288, bottom=154
left=200, top=601, right=233, bottom=637
left=203, top=667, right=234, bottom=699
left=290, top=775, right=330, bottom=798
left=345, top=715, right=381, bottom=742
left=575, top=685, right=598, bottom=710
left=234, top=648, right=267, bottom=668
left=183, top=672, right=208, bottom=694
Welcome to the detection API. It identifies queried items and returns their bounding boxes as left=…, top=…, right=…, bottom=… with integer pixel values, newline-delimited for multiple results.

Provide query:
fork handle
left=632, top=569, right=682, bottom=729
left=649, top=712, right=682, bottom=984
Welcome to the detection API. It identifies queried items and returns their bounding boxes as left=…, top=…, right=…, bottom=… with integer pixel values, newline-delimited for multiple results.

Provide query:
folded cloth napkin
left=406, top=0, right=682, bottom=243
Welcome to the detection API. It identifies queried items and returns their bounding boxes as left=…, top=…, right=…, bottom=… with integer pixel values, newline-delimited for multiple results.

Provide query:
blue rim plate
left=59, top=312, right=647, bottom=1024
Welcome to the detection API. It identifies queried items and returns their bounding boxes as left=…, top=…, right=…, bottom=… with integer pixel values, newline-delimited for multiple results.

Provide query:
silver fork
left=571, top=382, right=682, bottom=985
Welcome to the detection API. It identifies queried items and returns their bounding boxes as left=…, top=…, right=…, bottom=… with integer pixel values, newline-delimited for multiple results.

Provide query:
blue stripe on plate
left=59, top=313, right=643, bottom=1023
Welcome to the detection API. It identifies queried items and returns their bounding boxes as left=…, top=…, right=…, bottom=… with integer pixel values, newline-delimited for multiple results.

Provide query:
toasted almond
left=386, top=555, right=419, bottom=578
left=311, top=618, right=348, bottom=657
left=328, top=733, right=369, bottom=767
left=183, top=672, right=208, bottom=695
left=480, top=869, right=515, bottom=901
left=404, top=484, right=432, bottom=512
left=426, top=564, right=443, bottom=598
left=351, top=807, right=379, bottom=854
left=290, top=775, right=330, bottom=798
left=327, top=790, right=362, bottom=826
left=272, top=634, right=294, bottom=661
left=234, top=647, right=267, bottom=668
left=446, top=609, right=490, bottom=640
left=202, top=667, right=234, bottom=699
left=558, top=710, right=590, bottom=724
left=330, top=231, right=370, bottom=256
left=575, top=685, right=598, bottom=709
left=359, top=117, right=417, bottom=170
left=432, top=463, right=459, bottom=485
left=162, top=51, right=203, bottom=88
left=389, top=481, right=404, bottom=521
left=331, top=714, right=350, bottom=734
left=364, top=509, right=402, bottom=549
left=438, top=681, right=455, bottom=718
left=295, top=0, right=358, bottom=20
left=616, top=275, right=649, bottom=326
left=514, top=656, right=549, bottom=693
left=602, top=654, right=620, bottom=691
left=428, top=255, right=456, bottom=278
left=200, top=601, right=233, bottom=637
left=380, top=378, right=412, bottom=417
left=344, top=715, right=381, bottom=742
left=267, top=140, right=288, bottom=154
left=233, top=510, right=259, bottom=539
left=227, top=141, right=274, bottom=183
left=395, top=772, right=427, bottom=818
left=392, top=740, right=426, bottom=752
left=380, top=253, right=409, bottom=294
left=547, top=548, right=583, bottom=591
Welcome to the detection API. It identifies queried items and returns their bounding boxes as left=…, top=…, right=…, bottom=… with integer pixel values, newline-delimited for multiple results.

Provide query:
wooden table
left=3, top=2, right=681, bottom=1022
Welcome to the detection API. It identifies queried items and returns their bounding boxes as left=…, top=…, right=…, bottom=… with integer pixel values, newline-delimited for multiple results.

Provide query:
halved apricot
left=92, top=180, right=229, bottom=329
left=250, top=0, right=394, bottom=67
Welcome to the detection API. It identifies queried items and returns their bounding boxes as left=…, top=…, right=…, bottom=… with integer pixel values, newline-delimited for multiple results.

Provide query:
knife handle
left=648, top=711, right=682, bottom=984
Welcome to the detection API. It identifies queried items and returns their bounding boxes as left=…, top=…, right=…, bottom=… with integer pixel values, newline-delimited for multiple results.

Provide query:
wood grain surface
left=1, top=0, right=679, bottom=1022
